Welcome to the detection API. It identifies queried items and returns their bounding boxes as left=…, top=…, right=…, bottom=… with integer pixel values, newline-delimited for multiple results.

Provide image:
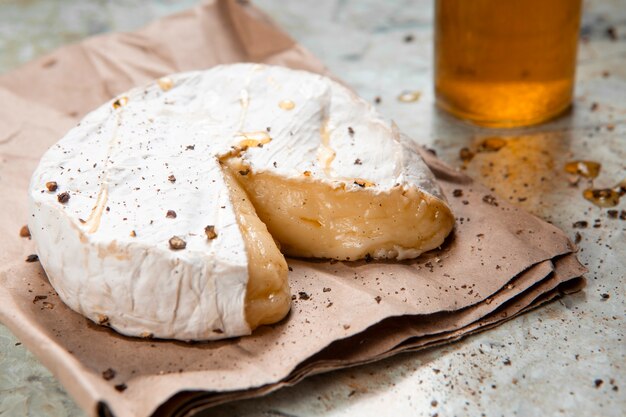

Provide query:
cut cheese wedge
left=222, top=166, right=291, bottom=329
left=28, top=63, right=454, bottom=341
left=223, top=157, right=454, bottom=261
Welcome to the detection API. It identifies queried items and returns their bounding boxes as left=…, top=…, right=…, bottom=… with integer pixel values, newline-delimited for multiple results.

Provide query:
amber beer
left=435, top=0, right=582, bottom=127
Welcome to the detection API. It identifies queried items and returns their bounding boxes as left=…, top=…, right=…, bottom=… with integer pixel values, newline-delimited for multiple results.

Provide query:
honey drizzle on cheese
left=278, top=100, right=295, bottom=110
left=157, top=77, right=174, bottom=91
left=238, top=89, right=250, bottom=131
left=86, top=187, right=109, bottom=233
left=237, top=65, right=265, bottom=131
left=317, top=118, right=336, bottom=176
left=83, top=107, right=125, bottom=233
left=236, top=131, right=272, bottom=149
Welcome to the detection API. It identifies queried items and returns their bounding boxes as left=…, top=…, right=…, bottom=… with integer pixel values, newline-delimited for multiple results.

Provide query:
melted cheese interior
left=223, top=158, right=455, bottom=261
left=222, top=147, right=453, bottom=329
left=223, top=167, right=291, bottom=329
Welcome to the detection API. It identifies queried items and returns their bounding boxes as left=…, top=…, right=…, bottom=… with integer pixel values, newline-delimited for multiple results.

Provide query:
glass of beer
left=434, top=0, right=583, bottom=128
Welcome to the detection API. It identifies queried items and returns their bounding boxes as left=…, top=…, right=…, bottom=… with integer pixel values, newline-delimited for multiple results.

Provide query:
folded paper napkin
left=0, top=1, right=585, bottom=416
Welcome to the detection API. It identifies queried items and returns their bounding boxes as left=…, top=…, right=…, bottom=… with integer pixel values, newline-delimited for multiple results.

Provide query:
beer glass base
left=435, top=97, right=572, bottom=129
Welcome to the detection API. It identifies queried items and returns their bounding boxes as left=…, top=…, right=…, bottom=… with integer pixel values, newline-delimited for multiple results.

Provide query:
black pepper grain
left=102, top=368, right=116, bottom=381
left=25, top=254, right=39, bottom=263
left=45, top=181, right=58, bottom=192
left=57, top=192, right=70, bottom=204
left=607, top=26, right=618, bottom=41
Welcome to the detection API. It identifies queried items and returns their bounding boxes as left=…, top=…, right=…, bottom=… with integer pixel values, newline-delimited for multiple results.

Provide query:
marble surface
left=1, top=0, right=624, bottom=416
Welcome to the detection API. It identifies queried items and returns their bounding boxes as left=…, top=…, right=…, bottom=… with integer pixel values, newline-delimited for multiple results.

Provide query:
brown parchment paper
left=0, top=1, right=585, bottom=417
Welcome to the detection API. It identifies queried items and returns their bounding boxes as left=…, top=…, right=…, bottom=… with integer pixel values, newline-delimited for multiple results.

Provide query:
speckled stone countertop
left=0, top=1, right=624, bottom=416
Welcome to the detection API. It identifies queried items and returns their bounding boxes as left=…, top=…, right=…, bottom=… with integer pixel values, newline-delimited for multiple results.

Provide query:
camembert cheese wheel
left=28, top=64, right=454, bottom=341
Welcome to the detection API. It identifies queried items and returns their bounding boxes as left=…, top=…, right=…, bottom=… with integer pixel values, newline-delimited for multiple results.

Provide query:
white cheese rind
left=28, top=63, right=450, bottom=341
left=234, top=66, right=443, bottom=198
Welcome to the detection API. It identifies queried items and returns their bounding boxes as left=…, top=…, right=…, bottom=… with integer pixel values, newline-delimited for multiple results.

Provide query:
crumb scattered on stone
left=482, top=194, right=498, bottom=206
left=32, top=295, right=47, bottom=303
left=574, top=232, right=582, bottom=244
left=459, top=147, right=474, bottom=163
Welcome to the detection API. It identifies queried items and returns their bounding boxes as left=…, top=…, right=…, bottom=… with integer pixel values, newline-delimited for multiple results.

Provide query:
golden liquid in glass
left=435, top=0, right=582, bottom=127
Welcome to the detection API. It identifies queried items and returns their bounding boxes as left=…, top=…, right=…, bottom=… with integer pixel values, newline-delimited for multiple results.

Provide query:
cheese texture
left=28, top=63, right=454, bottom=341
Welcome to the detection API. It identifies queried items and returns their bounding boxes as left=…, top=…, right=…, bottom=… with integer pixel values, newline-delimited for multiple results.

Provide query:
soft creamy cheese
left=222, top=167, right=291, bottom=329
left=28, top=64, right=454, bottom=341
left=223, top=157, right=453, bottom=261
